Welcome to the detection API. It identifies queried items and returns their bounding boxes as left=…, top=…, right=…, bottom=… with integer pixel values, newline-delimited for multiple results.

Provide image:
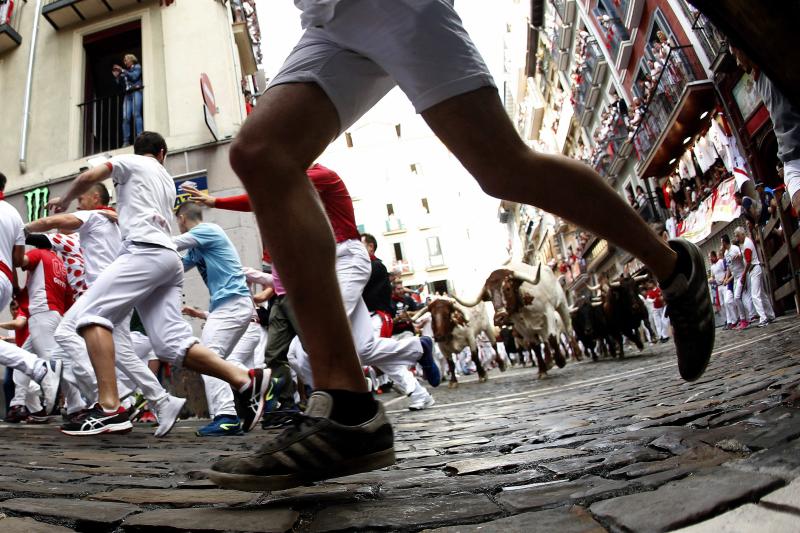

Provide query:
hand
left=96, top=210, right=119, bottom=224
left=181, top=305, right=206, bottom=319
left=47, top=196, right=69, bottom=213
left=112, top=65, right=122, bottom=77
left=182, top=185, right=217, bottom=208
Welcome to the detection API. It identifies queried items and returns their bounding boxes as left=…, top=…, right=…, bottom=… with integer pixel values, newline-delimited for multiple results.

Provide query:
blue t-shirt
left=179, top=223, right=250, bottom=311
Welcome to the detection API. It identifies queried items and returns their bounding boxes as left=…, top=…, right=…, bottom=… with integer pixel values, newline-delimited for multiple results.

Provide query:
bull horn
left=610, top=280, right=621, bottom=287
left=633, top=275, right=649, bottom=281
left=452, top=288, right=485, bottom=308
left=513, top=264, right=541, bottom=285
left=587, top=284, right=601, bottom=291
left=411, top=305, right=429, bottom=321
left=591, top=302, right=603, bottom=307
left=569, top=306, right=578, bottom=313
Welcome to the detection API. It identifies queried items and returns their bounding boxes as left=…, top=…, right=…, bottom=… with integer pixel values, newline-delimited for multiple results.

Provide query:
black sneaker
left=207, top=391, right=396, bottom=491
left=60, top=404, right=133, bottom=436
left=4, top=405, right=30, bottom=423
left=661, top=239, right=716, bottom=382
left=232, top=369, right=270, bottom=433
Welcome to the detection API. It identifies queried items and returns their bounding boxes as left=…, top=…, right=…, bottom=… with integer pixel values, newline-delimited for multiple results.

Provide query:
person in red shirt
left=645, top=281, right=670, bottom=343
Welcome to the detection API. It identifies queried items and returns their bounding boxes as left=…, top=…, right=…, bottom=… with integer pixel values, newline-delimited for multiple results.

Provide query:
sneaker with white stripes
left=207, top=391, right=395, bottom=491
left=60, top=404, right=133, bottom=436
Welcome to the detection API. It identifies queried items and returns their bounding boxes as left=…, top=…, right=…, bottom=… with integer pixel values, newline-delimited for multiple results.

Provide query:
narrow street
left=1, top=318, right=799, bottom=532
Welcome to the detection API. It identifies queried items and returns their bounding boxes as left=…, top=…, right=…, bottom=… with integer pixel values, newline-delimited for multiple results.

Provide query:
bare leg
left=229, top=83, right=365, bottom=393
left=148, top=360, right=160, bottom=375
left=422, top=88, right=677, bottom=281
left=79, top=325, right=119, bottom=411
left=183, top=345, right=250, bottom=389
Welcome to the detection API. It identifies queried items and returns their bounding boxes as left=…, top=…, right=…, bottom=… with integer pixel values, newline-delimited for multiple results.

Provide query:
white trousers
left=653, top=307, right=669, bottom=339
left=749, top=265, right=776, bottom=323
left=288, top=239, right=422, bottom=395
left=201, top=295, right=253, bottom=418
left=70, top=244, right=199, bottom=365
left=722, top=287, right=739, bottom=324
left=11, top=337, right=41, bottom=412
left=0, top=278, right=42, bottom=379
left=131, top=331, right=158, bottom=362
left=229, top=321, right=264, bottom=371
left=733, top=275, right=754, bottom=321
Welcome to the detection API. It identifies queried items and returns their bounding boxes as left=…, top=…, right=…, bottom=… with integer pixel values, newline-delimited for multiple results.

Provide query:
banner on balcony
left=678, top=195, right=714, bottom=243
left=710, top=177, right=742, bottom=223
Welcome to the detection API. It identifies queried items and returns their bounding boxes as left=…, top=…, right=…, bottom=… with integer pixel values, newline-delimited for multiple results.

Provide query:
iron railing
left=630, top=46, right=699, bottom=162
left=0, top=0, right=26, bottom=44
left=593, top=12, right=629, bottom=59
left=572, top=40, right=601, bottom=117
left=77, top=87, right=143, bottom=157
left=691, top=11, right=726, bottom=64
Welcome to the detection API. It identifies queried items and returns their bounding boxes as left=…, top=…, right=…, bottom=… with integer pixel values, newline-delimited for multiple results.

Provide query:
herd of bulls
left=412, top=262, right=659, bottom=386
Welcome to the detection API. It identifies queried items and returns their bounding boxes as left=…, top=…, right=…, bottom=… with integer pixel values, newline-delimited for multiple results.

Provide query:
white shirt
left=710, top=259, right=727, bottom=285
left=109, top=154, right=177, bottom=250
left=724, top=244, right=745, bottom=277
left=0, top=200, right=25, bottom=272
left=73, top=210, right=123, bottom=285
left=740, top=236, right=761, bottom=266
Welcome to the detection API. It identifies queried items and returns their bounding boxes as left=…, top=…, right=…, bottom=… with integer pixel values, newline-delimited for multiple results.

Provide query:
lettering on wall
left=25, top=187, right=49, bottom=222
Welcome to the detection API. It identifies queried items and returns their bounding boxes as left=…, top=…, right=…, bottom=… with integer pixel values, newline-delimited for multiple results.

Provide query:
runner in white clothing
left=27, top=181, right=186, bottom=436
left=721, top=234, right=750, bottom=330
left=734, top=227, right=776, bottom=327
left=0, top=173, right=61, bottom=412
left=47, top=132, right=269, bottom=436
left=709, top=250, right=736, bottom=329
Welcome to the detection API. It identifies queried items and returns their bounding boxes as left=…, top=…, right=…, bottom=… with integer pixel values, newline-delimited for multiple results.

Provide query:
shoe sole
left=205, top=448, right=396, bottom=492
left=154, top=397, right=187, bottom=438
left=60, top=421, right=133, bottom=436
left=409, top=398, right=435, bottom=411
left=244, top=369, right=272, bottom=433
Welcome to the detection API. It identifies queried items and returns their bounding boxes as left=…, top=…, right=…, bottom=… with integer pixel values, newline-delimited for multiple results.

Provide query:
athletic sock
left=321, top=389, right=378, bottom=426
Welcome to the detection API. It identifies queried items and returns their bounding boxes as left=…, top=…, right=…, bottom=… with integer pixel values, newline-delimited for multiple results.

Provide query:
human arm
left=183, top=185, right=253, bottom=212
left=48, top=164, right=112, bottom=214
left=253, top=287, right=274, bottom=305
left=0, top=315, right=26, bottom=331
left=25, top=213, right=84, bottom=234
left=173, top=232, right=200, bottom=252
left=181, top=306, right=208, bottom=320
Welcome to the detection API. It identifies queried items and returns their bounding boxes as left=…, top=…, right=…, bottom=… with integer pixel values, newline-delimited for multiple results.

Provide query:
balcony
left=43, top=0, right=145, bottom=31
left=588, top=111, right=630, bottom=179
left=571, top=39, right=606, bottom=126
left=690, top=11, right=727, bottom=69
left=392, top=260, right=413, bottom=276
left=592, top=10, right=629, bottom=64
left=631, top=46, right=715, bottom=178
left=384, top=216, right=406, bottom=235
left=0, top=0, right=25, bottom=54
left=78, top=87, right=143, bottom=156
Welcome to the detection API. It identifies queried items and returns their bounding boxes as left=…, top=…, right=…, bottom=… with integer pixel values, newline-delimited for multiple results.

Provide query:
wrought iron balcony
left=43, top=0, right=145, bottom=31
left=0, top=0, right=26, bottom=54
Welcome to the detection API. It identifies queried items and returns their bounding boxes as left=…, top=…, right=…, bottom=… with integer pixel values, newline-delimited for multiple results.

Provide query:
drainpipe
left=19, top=0, right=44, bottom=174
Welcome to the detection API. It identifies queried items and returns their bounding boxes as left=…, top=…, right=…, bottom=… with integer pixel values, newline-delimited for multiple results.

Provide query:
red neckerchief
left=0, top=192, right=5, bottom=201
left=369, top=253, right=377, bottom=261
left=97, top=206, right=116, bottom=212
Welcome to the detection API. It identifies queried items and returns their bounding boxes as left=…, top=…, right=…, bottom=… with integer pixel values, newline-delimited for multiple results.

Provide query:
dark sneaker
left=4, top=405, right=30, bottom=423
left=196, top=415, right=243, bottom=437
left=232, top=369, right=270, bottom=433
left=418, top=336, right=441, bottom=387
left=26, top=409, right=52, bottom=424
left=261, top=404, right=302, bottom=429
left=207, top=391, right=395, bottom=491
left=60, top=404, right=133, bottom=436
left=661, top=239, right=716, bottom=382
left=62, top=408, right=89, bottom=425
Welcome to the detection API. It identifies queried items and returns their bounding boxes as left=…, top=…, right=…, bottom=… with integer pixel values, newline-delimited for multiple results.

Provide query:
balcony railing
left=384, top=217, right=405, bottom=234
left=78, top=88, right=143, bottom=157
left=392, top=260, right=413, bottom=275
left=630, top=46, right=699, bottom=163
left=43, top=0, right=142, bottom=30
left=0, top=0, right=26, bottom=54
left=593, top=12, right=629, bottom=59
left=690, top=12, right=726, bottom=65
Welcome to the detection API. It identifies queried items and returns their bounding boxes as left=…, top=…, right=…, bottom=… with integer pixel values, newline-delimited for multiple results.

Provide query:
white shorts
left=784, top=159, right=800, bottom=200
left=70, top=243, right=199, bottom=366
left=270, top=0, right=496, bottom=132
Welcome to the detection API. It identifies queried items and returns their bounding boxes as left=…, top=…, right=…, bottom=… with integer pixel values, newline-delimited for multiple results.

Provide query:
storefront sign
left=174, top=172, right=209, bottom=207
left=24, top=186, right=49, bottom=222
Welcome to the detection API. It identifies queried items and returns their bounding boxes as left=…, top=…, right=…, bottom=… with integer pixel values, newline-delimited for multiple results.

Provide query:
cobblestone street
left=1, top=318, right=799, bottom=532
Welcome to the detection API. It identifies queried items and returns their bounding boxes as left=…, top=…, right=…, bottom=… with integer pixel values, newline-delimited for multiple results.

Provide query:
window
left=421, top=198, right=430, bottom=214
left=81, top=21, right=143, bottom=156
left=427, top=236, right=444, bottom=267
left=393, top=242, right=405, bottom=262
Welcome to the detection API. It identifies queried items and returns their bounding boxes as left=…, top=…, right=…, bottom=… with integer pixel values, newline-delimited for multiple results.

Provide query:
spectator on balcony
left=112, top=54, right=143, bottom=147
left=0, top=0, right=13, bottom=26
left=635, top=186, right=648, bottom=210
left=730, top=46, right=800, bottom=214
left=626, top=191, right=637, bottom=208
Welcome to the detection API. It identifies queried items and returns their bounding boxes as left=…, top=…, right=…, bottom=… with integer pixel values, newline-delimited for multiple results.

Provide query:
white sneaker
left=35, top=360, right=62, bottom=414
left=153, top=394, right=186, bottom=437
left=408, top=385, right=435, bottom=411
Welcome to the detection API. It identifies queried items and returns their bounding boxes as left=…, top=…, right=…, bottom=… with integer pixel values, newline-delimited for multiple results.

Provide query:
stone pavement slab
left=589, top=468, right=783, bottom=532
left=761, top=477, right=800, bottom=512
left=89, top=488, right=256, bottom=507
left=422, top=506, right=606, bottom=533
left=0, top=497, right=140, bottom=527
left=443, top=448, right=587, bottom=475
left=309, top=493, right=502, bottom=532
left=0, top=515, right=76, bottom=532
left=121, top=507, right=299, bottom=532
left=672, top=503, right=799, bottom=533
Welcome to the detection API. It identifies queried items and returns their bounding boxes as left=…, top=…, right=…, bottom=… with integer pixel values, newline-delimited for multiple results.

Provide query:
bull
left=411, top=298, right=503, bottom=388
left=455, top=262, right=572, bottom=379
left=569, top=296, right=610, bottom=361
left=589, top=275, right=652, bottom=357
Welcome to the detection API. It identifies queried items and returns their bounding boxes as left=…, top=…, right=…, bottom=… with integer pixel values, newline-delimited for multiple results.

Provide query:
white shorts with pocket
left=270, top=0, right=496, bottom=132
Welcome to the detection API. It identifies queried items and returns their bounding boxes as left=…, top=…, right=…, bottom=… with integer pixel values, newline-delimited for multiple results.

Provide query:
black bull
left=570, top=299, right=611, bottom=361
left=600, top=278, right=653, bottom=357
